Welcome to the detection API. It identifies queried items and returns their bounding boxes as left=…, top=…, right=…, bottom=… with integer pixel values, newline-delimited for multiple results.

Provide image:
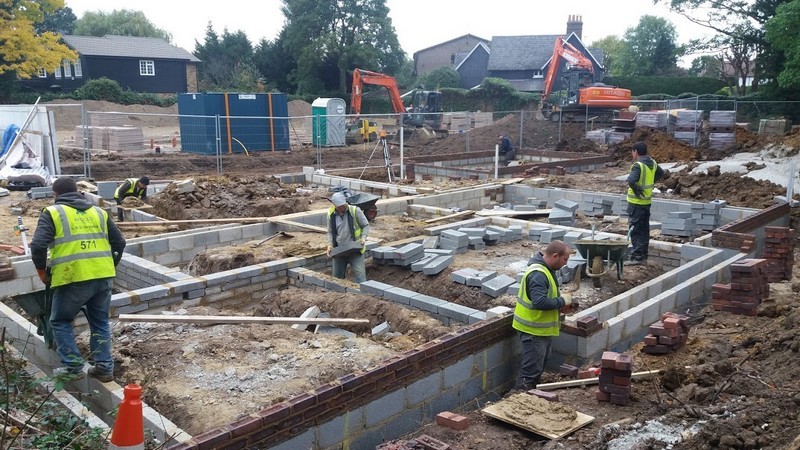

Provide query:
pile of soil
left=609, top=128, right=700, bottom=163
left=149, top=175, right=317, bottom=220
left=661, top=171, right=786, bottom=209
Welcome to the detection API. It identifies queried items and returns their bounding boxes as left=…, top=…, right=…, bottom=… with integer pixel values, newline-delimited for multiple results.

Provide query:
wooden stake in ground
left=117, top=314, right=369, bottom=326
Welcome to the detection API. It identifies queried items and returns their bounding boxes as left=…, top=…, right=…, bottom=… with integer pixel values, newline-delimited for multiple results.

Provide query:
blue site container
left=177, top=93, right=290, bottom=154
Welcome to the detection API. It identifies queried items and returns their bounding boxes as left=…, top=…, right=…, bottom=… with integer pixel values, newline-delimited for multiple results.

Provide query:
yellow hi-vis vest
left=46, top=204, right=116, bottom=288
left=114, top=178, right=140, bottom=200
left=513, top=263, right=561, bottom=336
left=327, top=205, right=365, bottom=254
left=627, top=159, right=657, bottom=206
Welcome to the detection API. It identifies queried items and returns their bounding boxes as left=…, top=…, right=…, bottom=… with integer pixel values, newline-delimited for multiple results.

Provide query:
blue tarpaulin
left=1, top=124, right=19, bottom=158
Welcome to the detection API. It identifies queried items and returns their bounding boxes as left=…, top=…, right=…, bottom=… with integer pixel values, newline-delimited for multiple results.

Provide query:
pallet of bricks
left=711, top=258, right=769, bottom=316
left=596, top=351, right=633, bottom=406
left=708, top=110, right=736, bottom=150
left=673, top=110, right=703, bottom=146
left=762, top=226, right=795, bottom=282
left=642, top=312, right=691, bottom=354
left=635, top=111, right=669, bottom=131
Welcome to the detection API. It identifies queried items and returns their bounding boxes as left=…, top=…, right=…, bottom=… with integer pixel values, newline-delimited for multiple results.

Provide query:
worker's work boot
left=88, top=366, right=113, bottom=383
left=54, top=366, right=85, bottom=380
left=627, top=258, right=646, bottom=266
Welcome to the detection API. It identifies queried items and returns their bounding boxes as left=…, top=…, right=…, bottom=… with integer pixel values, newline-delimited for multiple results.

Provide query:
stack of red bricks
left=0, top=257, right=14, bottom=282
left=712, top=258, right=769, bottom=316
left=562, top=315, right=603, bottom=337
left=642, top=312, right=690, bottom=354
left=596, top=351, right=633, bottom=406
left=763, top=226, right=795, bottom=282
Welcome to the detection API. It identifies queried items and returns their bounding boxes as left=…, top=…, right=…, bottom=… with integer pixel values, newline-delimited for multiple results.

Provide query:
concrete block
left=423, top=256, right=453, bottom=275
left=291, top=306, right=320, bottom=331
left=371, top=321, right=390, bottom=336
left=486, top=306, right=512, bottom=319
left=384, top=287, right=417, bottom=305
left=481, top=274, right=516, bottom=298
left=554, top=199, right=580, bottom=212
left=411, top=254, right=438, bottom=272
left=439, top=303, right=481, bottom=323
left=406, top=371, right=442, bottom=406
left=466, top=270, right=497, bottom=287
left=409, top=294, right=446, bottom=313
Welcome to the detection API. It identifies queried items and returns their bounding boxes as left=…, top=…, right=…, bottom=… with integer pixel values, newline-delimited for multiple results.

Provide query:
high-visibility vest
left=46, top=204, right=116, bottom=288
left=327, top=205, right=365, bottom=254
left=627, top=159, right=657, bottom=205
left=114, top=178, right=141, bottom=200
left=513, top=263, right=560, bottom=336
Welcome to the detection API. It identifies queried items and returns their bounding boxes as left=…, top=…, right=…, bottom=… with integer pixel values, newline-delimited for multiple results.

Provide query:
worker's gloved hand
left=359, top=238, right=366, bottom=246
left=632, top=186, right=645, bottom=198
left=37, top=269, right=50, bottom=286
left=561, top=294, right=572, bottom=306
left=326, top=246, right=333, bottom=258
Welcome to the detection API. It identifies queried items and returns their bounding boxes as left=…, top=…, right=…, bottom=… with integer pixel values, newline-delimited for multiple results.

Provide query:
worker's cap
left=331, top=192, right=347, bottom=207
left=139, top=176, right=150, bottom=185
left=632, top=141, right=648, bottom=155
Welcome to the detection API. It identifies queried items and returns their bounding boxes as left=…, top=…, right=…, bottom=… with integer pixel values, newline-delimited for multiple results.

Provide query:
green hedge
left=10, top=78, right=177, bottom=106
left=608, top=76, right=727, bottom=96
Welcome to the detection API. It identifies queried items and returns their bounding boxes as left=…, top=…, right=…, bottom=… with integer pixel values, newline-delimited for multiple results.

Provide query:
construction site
left=1, top=98, right=800, bottom=450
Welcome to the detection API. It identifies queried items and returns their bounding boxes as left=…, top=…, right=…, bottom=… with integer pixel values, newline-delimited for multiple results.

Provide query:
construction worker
left=626, top=142, right=665, bottom=265
left=326, top=192, right=370, bottom=283
left=513, top=240, right=574, bottom=391
left=30, top=177, right=126, bottom=382
left=114, top=176, right=149, bottom=221
left=498, top=134, right=515, bottom=165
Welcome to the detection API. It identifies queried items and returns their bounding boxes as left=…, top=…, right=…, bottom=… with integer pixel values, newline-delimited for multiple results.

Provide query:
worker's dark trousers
left=515, top=332, right=551, bottom=390
left=502, top=149, right=516, bottom=165
left=115, top=198, right=124, bottom=221
left=627, top=202, right=651, bottom=261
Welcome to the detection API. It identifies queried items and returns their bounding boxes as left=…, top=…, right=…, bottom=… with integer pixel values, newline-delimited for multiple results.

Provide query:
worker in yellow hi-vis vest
left=114, top=176, right=150, bottom=221
left=626, top=142, right=666, bottom=265
left=30, top=177, right=126, bottom=382
left=513, top=240, right=574, bottom=391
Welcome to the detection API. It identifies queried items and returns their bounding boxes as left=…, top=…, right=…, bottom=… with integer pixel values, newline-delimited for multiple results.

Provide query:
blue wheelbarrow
left=573, top=239, right=630, bottom=288
left=329, top=187, right=381, bottom=222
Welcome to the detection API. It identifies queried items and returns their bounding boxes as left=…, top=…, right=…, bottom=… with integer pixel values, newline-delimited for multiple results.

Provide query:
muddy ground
left=2, top=100, right=800, bottom=447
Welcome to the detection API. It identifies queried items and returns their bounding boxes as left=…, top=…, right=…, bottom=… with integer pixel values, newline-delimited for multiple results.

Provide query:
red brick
left=595, top=390, right=611, bottom=402
left=0, top=267, right=15, bottom=281
left=558, top=364, right=579, bottom=377
left=610, top=393, right=631, bottom=405
left=435, top=411, right=470, bottom=431
left=662, top=317, right=680, bottom=329
left=416, top=434, right=450, bottom=450
left=644, top=335, right=658, bottom=346
left=601, top=351, right=618, bottom=368
left=576, top=316, right=599, bottom=330
left=642, top=344, right=672, bottom=355
left=612, top=375, right=631, bottom=386
left=527, top=389, right=559, bottom=402
left=614, top=353, right=633, bottom=372
left=578, top=370, right=597, bottom=379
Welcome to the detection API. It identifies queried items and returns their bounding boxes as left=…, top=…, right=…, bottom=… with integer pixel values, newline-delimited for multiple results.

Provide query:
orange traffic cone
left=109, top=384, right=144, bottom=449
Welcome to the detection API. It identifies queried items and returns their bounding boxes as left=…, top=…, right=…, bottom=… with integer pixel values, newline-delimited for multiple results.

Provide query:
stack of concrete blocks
left=411, top=249, right=455, bottom=276
left=586, top=129, right=609, bottom=145
left=558, top=253, right=587, bottom=284
left=389, top=243, right=426, bottom=268
left=451, top=268, right=496, bottom=286
left=642, top=312, right=691, bottom=354
left=691, top=200, right=726, bottom=231
left=471, top=112, right=493, bottom=128
left=596, top=351, right=633, bottom=406
left=370, top=243, right=455, bottom=276
left=457, top=227, right=486, bottom=250
left=758, top=119, right=786, bottom=136
left=524, top=197, right=548, bottom=209
left=762, top=226, right=795, bottom=282
left=486, top=225, right=523, bottom=243
left=527, top=224, right=550, bottom=242
left=607, top=132, right=631, bottom=144
left=711, top=258, right=769, bottom=316
left=481, top=274, right=517, bottom=298
left=439, top=230, right=469, bottom=253
left=444, top=112, right=471, bottom=132
left=636, top=111, right=669, bottom=130
left=660, top=211, right=695, bottom=237
left=539, top=228, right=566, bottom=244
left=709, top=110, right=736, bottom=150
left=548, top=199, right=579, bottom=226
left=581, top=196, right=614, bottom=217
left=673, top=110, right=703, bottom=146
left=26, top=186, right=53, bottom=199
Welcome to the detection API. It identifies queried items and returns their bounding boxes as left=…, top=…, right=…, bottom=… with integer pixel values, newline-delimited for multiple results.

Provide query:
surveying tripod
left=359, top=131, right=393, bottom=183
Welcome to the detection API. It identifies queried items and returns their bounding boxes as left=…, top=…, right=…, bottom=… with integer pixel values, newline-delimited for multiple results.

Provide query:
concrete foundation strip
left=118, top=314, right=370, bottom=326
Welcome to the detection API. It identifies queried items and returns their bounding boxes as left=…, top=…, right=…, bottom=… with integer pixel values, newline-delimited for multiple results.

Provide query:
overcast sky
left=64, top=0, right=713, bottom=63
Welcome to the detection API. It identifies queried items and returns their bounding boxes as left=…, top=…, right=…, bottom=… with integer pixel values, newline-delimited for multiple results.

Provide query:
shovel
left=251, top=231, right=293, bottom=248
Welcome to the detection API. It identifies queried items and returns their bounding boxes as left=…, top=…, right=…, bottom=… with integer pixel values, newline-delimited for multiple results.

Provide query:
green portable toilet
left=311, top=98, right=346, bottom=147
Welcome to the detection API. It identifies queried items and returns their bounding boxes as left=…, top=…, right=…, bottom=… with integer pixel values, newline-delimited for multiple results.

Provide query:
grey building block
left=486, top=225, right=509, bottom=237
left=483, top=230, right=501, bottom=242
left=406, top=371, right=442, bottom=406
left=439, top=303, right=481, bottom=323
left=365, top=388, right=405, bottom=427
left=369, top=246, right=396, bottom=260
left=486, top=306, right=513, bottom=319
left=269, top=429, right=314, bottom=450
left=469, top=311, right=487, bottom=323
left=409, top=294, right=446, bottom=313
left=411, top=254, right=438, bottom=272
left=551, top=332, right=578, bottom=355
left=451, top=268, right=474, bottom=284
left=423, top=255, right=453, bottom=275
left=358, top=280, right=393, bottom=297
left=457, top=227, right=486, bottom=237
left=330, top=239, right=362, bottom=257
left=384, top=287, right=417, bottom=305
left=540, top=229, right=566, bottom=243
left=579, top=326, right=609, bottom=359
left=506, top=282, right=520, bottom=295
left=481, top=274, right=516, bottom=298
left=425, top=249, right=455, bottom=256
left=422, top=236, right=439, bottom=248
left=440, top=229, right=468, bottom=244
left=554, top=198, right=580, bottom=212
left=605, top=316, right=624, bottom=347
left=466, top=270, right=497, bottom=287
left=443, top=357, right=474, bottom=388
left=393, top=243, right=424, bottom=260
left=468, top=241, right=486, bottom=250
left=371, top=321, right=390, bottom=336
left=513, top=204, right=542, bottom=212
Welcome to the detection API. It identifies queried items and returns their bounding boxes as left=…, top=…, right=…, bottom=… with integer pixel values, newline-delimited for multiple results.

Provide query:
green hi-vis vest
left=627, top=159, right=657, bottom=206
left=513, top=263, right=561, bottom=336
left=114, top=178, right=140, bottom=200
left=327, top=205, right=365, bottom=254
left=46, top=204, right=116, bottom=288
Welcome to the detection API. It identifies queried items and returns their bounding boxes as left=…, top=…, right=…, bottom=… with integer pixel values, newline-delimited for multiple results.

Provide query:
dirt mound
left=149, top=175, right=312, bottom=220
left=610, top=128, right=700, bottom=163
left=288, top=100, right=311, bottom=117
left=44, top=99, right=177, bottom=131
left=662, top=171, right=785, bottom=209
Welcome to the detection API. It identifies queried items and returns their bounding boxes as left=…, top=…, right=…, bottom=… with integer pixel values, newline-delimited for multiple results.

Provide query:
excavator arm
left=541, top=37, right=595, bottom=100
left=350, top=68, right=406, bottom=116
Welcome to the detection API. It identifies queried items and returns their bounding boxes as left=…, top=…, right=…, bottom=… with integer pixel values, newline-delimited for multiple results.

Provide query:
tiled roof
left=62, top=35, right=200, bottom=62
left=487, top=35, right=563, bottom=71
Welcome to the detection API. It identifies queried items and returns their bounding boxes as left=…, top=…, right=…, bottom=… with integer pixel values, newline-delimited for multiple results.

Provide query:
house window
left=62, top=59, right=72, bottom=78
left=533, top=70, right=543, bottom=78
left=38, top=68, right=47, bottom=78
left=74, top=59, right=82, bottom=77
left=139, top=60, right=155, bottom=76
left=54, top=66, right=62, bottom=79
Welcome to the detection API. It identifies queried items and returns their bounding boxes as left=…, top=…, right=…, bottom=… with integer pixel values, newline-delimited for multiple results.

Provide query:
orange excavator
left=347, top=68, right=447, bottom=144
left=541, top=37, right=631, bottom=122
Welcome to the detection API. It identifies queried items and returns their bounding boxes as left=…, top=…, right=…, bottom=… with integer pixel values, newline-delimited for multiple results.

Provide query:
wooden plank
left=475, top=209, right=551, bottom=217
left=500, top=177, right=525, bottom=185
left=116, top=217, right=273, bottom=227
left=482, top=397, right=594, bottom=439
left=267, top=218, right=327, bottom=233
left=535, top=369, right=661, bottom=390
left=423, top=210, right=475, bottom=224
left=118, top=314, right=370, bottom=326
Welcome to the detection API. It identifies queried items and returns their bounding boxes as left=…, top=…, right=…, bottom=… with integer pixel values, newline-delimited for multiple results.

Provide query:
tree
left=253, top=29, right=297, bottom=93
left=590, top=35, right=625, bottom=77
left=689, top=55, right=723, bottom=77
left=74, top=9, right=171, bottom=41
left=418, top=67, right=460, bottom=90
left=0, top=0, right=76, bottom=81
left=280, top=0, right=406, bottom=95
left=35, top=5, right=76, bottom=35
left=617, top=16, right=682, bottom=76
left=765, top=0, right=800, bottom=89
left=194, top=23, right=257, bottom=91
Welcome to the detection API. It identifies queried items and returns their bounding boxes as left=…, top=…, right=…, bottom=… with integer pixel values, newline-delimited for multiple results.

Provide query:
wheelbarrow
left=329, top=187, right=381, bottom=222
left=573, top=239, right=630, bottom=288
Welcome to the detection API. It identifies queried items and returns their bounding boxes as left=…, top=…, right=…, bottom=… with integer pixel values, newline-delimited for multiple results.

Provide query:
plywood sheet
left=481, top=394, right=594, bottom=440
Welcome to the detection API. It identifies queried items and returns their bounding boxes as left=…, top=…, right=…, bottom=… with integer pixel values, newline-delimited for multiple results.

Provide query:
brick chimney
left=566, top=15, right=583, bottom=40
